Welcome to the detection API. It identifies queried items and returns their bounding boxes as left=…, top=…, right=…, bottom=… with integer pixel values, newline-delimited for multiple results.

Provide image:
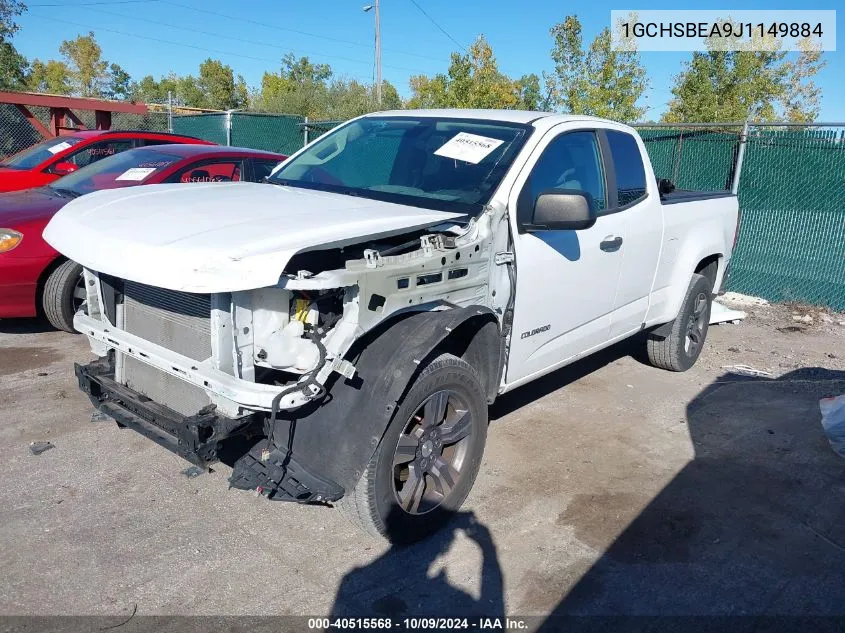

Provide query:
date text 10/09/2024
left=620, top=21, right=824, bottom=39
left=308, top=618, right=530, bottom=630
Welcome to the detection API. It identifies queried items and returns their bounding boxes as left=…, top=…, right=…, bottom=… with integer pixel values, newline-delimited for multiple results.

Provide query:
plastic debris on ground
left=182, top=466, right=205, bottom=478
left=710, top=300, right=747, bottom=325
left=29, top=441, right=55, bottom=455
left=721, top=365, right=773, bottom=378
left=820, top=395, right=845, bottom=459
left=91, top=411, right=113, bottom=423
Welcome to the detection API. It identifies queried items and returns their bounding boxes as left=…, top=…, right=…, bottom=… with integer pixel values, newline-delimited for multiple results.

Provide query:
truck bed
left=661, top=190, right=737, bottom=205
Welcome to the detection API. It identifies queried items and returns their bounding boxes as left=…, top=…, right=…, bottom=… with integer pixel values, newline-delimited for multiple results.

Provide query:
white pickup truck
left=45, top=110, right=739, bottom=541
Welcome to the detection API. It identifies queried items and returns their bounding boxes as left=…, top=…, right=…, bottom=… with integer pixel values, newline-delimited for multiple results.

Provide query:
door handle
left=600, top=236, right=623, bottom=252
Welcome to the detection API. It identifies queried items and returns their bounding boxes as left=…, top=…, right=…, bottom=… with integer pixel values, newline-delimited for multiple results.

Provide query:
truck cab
left=44, top=110, right=739, bottom=542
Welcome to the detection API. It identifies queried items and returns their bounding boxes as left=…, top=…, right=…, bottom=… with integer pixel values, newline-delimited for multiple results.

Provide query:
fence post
left=167, top=91, right=173, bottom=133
left=731, top=121, right=750, bottom=195
left=672, top=130, right=684, bottom=184
left=303, top=116, right=309, bottom=147
left=225, top=110, right=233, bottom=146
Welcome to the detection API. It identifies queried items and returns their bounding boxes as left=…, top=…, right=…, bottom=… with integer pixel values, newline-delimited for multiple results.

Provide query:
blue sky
left=13, top=0, right=845, bottom=120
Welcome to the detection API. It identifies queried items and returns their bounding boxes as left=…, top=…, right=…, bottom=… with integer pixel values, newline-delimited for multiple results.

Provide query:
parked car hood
left=0, top=187, right=65, bottom=227
left=43, top=182, right=463, bottom=292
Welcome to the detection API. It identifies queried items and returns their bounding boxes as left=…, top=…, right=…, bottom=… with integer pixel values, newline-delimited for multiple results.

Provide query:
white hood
left=43, top=182, right=462, bottom=292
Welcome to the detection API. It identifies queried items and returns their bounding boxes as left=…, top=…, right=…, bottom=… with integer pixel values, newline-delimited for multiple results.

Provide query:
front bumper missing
left=76, top=358, right=344, bottom=503
left=76, top=358, right=258, bottom=466
left=74, top=313, right=312, bottom=411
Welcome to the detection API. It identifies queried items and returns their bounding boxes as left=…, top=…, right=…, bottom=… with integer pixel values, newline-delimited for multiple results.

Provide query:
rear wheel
left=42, top=260, right=84, bottom=333
left=646, top=273, right=712, bottom=372
left=340, top=353, right=488, bottom=542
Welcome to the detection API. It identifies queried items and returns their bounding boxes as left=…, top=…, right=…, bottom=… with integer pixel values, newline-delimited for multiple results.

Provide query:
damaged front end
left=74, top=211, right=508, bottom=503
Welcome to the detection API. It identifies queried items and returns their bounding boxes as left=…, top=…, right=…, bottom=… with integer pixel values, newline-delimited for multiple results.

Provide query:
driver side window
left=58, top=140, right=134, bottom=171
left=518, top=131, right=606, bottom=228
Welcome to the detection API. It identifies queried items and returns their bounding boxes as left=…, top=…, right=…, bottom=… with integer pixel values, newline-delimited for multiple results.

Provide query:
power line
left=160, top=0, right=446, bottom=63
left=84, top=6, right=426, bottom=73
left=406, top=0, right=466, bottom=52
left=29, top=0, right=160, bottom=5
left=27, top=13, right=374, bottom=83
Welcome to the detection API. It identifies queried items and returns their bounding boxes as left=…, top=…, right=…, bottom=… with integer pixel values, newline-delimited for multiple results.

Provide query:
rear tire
left=646, top=273, right=712, bottom=372
left=339, top=353, right=488, bottom=542
left=42, top=260, right=84, bottom=333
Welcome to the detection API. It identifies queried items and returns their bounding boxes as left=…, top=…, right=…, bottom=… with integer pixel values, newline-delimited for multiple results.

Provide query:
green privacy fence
left=637, top=124, right=845, bottom=310
left=164, top=114, right=845, bottom=311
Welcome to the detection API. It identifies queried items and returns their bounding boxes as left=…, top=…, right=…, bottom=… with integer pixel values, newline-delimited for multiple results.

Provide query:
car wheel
left=646, top=273, right=712, bottom=372
left=42, top=260, right=84, bottom=333
left=340, top=353, right=488, bottom=542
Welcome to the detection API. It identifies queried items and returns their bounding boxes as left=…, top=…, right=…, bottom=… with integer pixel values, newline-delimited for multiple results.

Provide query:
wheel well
left=33, top=255, right=66, bottom=317
left=695, top=255, right=721, bottom=293
left=432, top=314, right=502, bottom=403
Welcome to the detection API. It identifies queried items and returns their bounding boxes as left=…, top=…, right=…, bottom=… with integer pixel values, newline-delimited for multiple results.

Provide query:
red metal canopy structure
left=0, top=91, right=150, bottom=139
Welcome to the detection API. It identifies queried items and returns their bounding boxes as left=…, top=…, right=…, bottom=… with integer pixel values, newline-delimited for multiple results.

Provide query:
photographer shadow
left=329, top=510, right=504, bottom=620
left=538, top=367, right=845, bottom=631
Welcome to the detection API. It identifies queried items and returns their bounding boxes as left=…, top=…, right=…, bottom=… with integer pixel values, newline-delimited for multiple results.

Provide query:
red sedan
left=0, top=130, right=214, bottom=193
left=0, top=144, right=285, bottom=331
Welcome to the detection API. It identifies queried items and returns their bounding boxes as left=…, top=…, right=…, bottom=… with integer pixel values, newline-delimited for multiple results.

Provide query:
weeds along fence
left=1, top=105, right=843, bottom=310
left=635, top=123, right=845, bottom=310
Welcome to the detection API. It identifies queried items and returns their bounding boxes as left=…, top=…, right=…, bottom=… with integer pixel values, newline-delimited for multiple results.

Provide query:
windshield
left=1, top=136, right=82, bottom=170
left=48, top=148, right=181, bottom=197
left=268, top=116, right=532, bottom=213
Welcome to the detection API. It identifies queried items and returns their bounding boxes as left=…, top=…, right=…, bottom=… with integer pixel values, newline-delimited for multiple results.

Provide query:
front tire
left=340, top=353, right=488, bottom=542
left=646, top=273, right=712, bottom=372
left=42, top=260, right=84, bottom=333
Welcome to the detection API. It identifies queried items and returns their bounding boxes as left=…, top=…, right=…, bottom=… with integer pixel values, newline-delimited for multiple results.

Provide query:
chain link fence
left=0, top=103, right=170, bottom=160
left=0, top=104, right=54, bottom=159
left=1, top=101, right=843, bottom=311
left=635, top=123, right=845, bottom=310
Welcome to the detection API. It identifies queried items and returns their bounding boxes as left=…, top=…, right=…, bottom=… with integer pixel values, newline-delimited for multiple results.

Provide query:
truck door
left=505, top=127, right=625, bottom=384
left=603, top=129, right=663, bottom=338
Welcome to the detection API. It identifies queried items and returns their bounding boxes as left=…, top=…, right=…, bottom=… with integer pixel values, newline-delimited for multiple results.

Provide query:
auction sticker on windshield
left=435, top=132, right=504, bottom=164
left=115, top=167, right=157, bottom=181
left=47, top=142, right=73, bottom=155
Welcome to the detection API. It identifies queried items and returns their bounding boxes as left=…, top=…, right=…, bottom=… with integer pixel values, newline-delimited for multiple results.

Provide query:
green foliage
left=252, top=53, right=400, bottom=119
left=0, top=38, right=27, bottom=89
left=0, top=0, right=25, bottom=41
left=544, top=15, right=647, bottom=121
left=195, top=58, right=248, bottom=110
left=59, top=32, right=109, bottom=97
left=26, top=58, right=71, bottom=94
left=407, top=35, right=533, bottom=110
left=664, top=34, right=826, bottom=123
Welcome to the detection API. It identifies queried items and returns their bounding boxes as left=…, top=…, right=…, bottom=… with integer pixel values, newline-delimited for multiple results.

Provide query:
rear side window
left=606, top=131, right=647, bottom=207
left=169, top=160, right=243, bottom=183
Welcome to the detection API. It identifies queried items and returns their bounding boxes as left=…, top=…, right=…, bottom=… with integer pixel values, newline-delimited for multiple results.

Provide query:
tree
left=104, top=62, right=132, bottom=100
left=664, top=34, right=826, bottom=123
left=26, top=58, right=71, bottom=94
left=0, top=39, right=27, bottom=89
left=544, top=15, right=647, bottom=121
left=196, top=58, right=247, bottom=110
left=59, top=32, right=109, bottom=97
left=253, top=53, right=399, bottom=119
left=407, top=35, right=528, bottom=109
left=0, top=0, right=25, bottom=41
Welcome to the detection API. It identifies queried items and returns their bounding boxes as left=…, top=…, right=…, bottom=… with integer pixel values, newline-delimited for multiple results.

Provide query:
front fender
left=266, top=305, right=500, bottom=494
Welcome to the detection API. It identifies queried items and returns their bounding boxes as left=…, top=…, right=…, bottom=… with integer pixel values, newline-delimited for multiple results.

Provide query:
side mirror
left=657, top=178, right=675, bottom=196
left=525, top=190, right=597, bottom=232
left=50, top=161, right=79, bottom=176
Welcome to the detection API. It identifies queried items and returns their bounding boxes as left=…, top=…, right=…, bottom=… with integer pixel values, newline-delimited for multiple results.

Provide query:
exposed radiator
left=120, top=281, right=213, bottom=416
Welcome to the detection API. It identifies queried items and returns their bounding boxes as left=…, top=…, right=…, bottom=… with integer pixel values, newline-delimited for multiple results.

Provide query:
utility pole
left=364, top=0, right=382, bottom=107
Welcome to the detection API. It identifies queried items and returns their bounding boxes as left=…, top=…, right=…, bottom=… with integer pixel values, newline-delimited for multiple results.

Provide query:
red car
left=0, top=130, right=214, bottom=193
left=0, top=144, right=285, bottom=331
